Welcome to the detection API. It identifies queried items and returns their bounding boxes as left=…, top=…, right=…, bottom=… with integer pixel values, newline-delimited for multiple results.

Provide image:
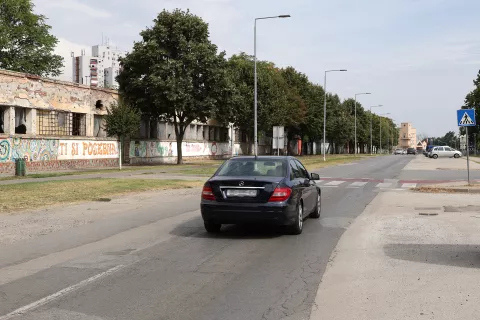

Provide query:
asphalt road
left=0, top=155, right=428, bottom=320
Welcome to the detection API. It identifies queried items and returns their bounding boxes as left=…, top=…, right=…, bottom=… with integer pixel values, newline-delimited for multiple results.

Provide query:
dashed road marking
left=0, top=264, right=130, bottom=320
left=349, top=181, right=368, bottom=187
left=376, top=182, right=392, bottom=188
left=325, top=181, right=346, bottom=186
left=401, top=183, right=417, bottom=188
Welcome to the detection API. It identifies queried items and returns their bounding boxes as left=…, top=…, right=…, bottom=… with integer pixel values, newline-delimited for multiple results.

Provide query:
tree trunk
left=173, top=117, right=186, bottom=165
left=176, top=134, right=184, bottom=164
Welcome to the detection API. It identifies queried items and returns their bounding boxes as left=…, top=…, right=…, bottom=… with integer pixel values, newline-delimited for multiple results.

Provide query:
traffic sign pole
left=457, top=109, right=476, bottom=185
left=467, top=127, right=470, bottom=185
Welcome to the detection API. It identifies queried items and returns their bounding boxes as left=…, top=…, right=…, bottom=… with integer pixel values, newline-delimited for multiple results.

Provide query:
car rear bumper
left=201, top=202, right=296, bottom=225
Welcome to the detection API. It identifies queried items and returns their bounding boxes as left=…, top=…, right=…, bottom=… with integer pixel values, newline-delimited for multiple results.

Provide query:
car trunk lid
left=208, top=176, right=284, bottom=203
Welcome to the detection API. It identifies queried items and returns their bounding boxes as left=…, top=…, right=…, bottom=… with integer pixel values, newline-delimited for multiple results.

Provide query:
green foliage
left=0, top=0, right=63, bottom=77
left=104, top=101, right=141, bottom=139
left=430, top=131, right=458, bottom=147
left=461, top=69, right=480, bottom=136
left=118, top=9, right=230, bottom=163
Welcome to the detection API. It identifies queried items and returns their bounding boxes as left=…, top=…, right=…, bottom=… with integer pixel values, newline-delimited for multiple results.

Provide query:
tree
left=220, top=54, right=305, bottom=150
left=104, top=101, right=141, bottom=169
left=0, top=0, right=63, bottom=77
left=117, top=9, right=229, bottom=164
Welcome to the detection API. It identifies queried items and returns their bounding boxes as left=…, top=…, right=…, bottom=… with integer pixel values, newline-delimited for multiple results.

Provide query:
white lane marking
left=375, top=182, right=392, bottom=188
left=401, top=183, right=417, bottom=188
left=325, top=181, right=345, bottom=186
left=0, top=264, right=126, bottom=320
left=349, top=181, right=368, bottom=187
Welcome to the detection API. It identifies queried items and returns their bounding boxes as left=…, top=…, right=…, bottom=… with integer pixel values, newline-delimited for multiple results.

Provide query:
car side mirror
left=310, top=173, right=320, bottom=180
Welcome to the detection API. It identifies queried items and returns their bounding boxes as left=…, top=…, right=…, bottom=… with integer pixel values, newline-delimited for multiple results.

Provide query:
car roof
left=229, top=156, right=294, bottom=160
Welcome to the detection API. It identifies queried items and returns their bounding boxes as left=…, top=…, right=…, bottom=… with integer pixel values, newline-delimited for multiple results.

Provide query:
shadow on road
left=170, top=217, right=284, bottom=240
left=384, top=243, right=480, bottom=269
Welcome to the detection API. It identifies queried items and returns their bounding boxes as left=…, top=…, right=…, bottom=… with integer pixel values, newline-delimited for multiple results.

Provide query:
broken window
left=0, top=106, right=5, bottom=134
left=72, top=113, right=86, bottom=136
left=94, top=115, right=106, bottom=137
left=149, top=119, right=158, bottom=139
left=14, top=107, right=28, bottom=134
left=37, top=110, right=85, bottom=136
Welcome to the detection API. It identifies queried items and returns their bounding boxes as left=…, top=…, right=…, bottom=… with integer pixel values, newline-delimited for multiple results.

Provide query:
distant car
left=394, top=148, right=403, bottom=155
left=407, top=148, right=417, bottom=155
left=200, top=156, right=321, bottom=235
left=428, top=146, right=462, bottom=159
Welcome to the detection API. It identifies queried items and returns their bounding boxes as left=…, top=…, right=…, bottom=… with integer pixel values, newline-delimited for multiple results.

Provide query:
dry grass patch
left=300, top=155, right=378, bottom=171
left=0, top=178, right=203, bottom=213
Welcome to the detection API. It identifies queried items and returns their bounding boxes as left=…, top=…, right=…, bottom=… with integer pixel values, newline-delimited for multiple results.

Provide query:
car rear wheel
left=454, top=154, right=460, bottom=158
left=289, top=203, right=304, bottom=235
left=432, top=154, right=438, bottom=159
left=310, top=193, right=321, bottom=219
left=204, top=222, right=221, bottom=233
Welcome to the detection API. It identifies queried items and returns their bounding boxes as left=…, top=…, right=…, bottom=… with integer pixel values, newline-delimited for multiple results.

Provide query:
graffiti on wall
left=129, top=140, right=232, bottom=158
left=0, top=138, right=118, bottom=162
left=57, top=140, right=119, bottom=160
left=0, top=138, right=58, bottom=162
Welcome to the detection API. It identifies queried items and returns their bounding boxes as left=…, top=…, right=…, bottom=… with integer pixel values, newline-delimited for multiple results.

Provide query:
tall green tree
left=0, top=0, right=63, bottom=77
left=104, top=101, right=141, bottom=169
left=220, top=53, right=305, bottom=150
left=117, top=9, right=230, bottom=164
left=461, top=69, right=480, bottom=138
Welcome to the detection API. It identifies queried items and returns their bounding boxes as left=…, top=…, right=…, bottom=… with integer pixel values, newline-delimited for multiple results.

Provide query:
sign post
left=272, top=126, right=284, bottom=156
left=457, top=109, right=476, bottom=185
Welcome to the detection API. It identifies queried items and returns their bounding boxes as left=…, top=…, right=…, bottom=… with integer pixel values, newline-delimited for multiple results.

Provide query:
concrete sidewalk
left=310, top=191, right=480, bottom=320
left=0, top=168, right=210, bottom=185
left=403, top=155, right=480, bottom=171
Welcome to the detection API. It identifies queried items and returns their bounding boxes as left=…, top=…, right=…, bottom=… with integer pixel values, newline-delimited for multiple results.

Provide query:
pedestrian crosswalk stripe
left=376, top=182, right=392, bottom=188
left=325, top=180, right=345, bottom=186
left=401, top=183, right=417, bottom=188
left=349, top=181, right=368, bottom=187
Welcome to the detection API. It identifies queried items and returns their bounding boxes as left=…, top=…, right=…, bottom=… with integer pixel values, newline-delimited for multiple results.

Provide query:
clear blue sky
left=35, top=0, right=480, bottom=137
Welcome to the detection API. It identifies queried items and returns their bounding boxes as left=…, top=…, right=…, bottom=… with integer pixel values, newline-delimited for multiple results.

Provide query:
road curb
left=413, top=187, right=480, bottom=194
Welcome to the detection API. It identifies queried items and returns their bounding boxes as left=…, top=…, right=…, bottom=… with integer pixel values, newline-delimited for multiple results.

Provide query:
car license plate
left=226, top=189, right=257, bottom=197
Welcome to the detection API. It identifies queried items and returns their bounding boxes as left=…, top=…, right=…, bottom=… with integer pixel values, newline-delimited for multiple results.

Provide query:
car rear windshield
left=216, top=159, right=287, bottom=177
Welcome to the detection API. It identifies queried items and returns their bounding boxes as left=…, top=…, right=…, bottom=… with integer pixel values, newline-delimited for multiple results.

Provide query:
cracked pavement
left=0, top=156, right=415, bottom=320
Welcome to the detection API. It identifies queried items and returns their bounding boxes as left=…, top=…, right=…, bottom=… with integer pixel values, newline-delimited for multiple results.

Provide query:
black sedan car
left=200, top=156, right=321, bottom=235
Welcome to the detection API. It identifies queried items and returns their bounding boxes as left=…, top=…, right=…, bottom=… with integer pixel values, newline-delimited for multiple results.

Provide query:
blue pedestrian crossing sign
left=457, top=109, right=476, bottom=127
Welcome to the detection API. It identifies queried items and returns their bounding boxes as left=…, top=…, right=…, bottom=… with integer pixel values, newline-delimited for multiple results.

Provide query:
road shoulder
left=310, top=190, right=480, bottom=320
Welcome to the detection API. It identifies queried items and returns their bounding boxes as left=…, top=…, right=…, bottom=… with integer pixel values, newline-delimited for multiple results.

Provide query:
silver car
left=428, top=146, right=462, bottom=159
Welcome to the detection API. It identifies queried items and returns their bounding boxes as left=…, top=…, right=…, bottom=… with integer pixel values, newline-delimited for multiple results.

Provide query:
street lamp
left=379, top=113, right=390, bottom=153
left=354, top=92, right=371, bottom=155
left=323, top=69, right=347, bottom=161
left=254, top=14, right=291, bottom=156
left=369, top=105, right=382, bottom=154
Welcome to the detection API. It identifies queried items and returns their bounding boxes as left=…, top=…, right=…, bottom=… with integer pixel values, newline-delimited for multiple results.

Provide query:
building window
left=14, top=107, right=28, bottom=134
left=94, top=115, right=106, bottom=137
left=37, top=110, right=86, bottom=136
left=0, top=106, right=5, bottom=134
left=72, top=113, right=86, bottom=136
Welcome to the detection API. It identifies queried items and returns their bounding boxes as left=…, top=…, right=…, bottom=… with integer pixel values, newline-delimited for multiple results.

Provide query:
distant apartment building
left=72, top=42, right=126, bottom=89
left=398, top=122, right=417, bottom=149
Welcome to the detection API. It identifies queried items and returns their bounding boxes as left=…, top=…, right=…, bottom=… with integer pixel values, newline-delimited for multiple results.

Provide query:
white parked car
left=428, top=146, right=462, bottom=159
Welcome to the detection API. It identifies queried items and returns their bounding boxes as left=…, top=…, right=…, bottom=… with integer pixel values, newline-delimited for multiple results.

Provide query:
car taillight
left=202, top=186, right=215, bottom=201
left=268, top=187, right=292, bottom=202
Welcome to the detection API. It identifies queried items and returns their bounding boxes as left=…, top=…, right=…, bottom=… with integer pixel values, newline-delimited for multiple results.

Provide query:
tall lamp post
left=323, top=69, right=347, bottom=161
left=379, top=112, right=390, bottom=153
left=369, top=105, right=382, bottom=154
left=354, top=92, right=371, bottom=155
left=254, top=15, right=291, bottom=156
